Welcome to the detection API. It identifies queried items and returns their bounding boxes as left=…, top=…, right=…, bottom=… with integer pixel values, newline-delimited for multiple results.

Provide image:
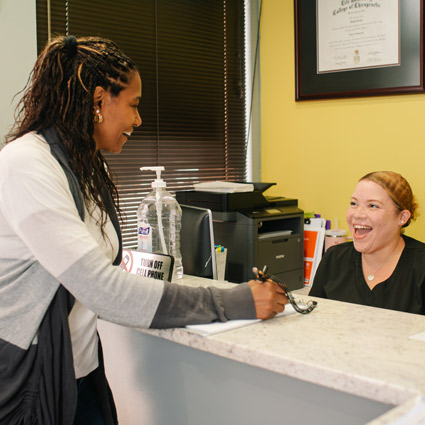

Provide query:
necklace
left=363, top=238, right=402, bottom=282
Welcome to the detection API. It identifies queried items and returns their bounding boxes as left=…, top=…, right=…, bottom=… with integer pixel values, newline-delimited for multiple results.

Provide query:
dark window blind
left=36, top=0, right=247, bottom=249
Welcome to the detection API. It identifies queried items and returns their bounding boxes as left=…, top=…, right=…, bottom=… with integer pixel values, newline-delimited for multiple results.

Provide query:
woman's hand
left=248, top=279, right=288, bottom=320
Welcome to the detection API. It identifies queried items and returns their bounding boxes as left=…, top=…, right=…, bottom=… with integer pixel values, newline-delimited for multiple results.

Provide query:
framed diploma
left=295, top=0, right=424, bottom=100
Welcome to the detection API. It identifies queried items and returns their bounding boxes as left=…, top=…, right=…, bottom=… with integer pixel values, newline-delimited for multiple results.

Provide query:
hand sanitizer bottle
left=137, top=166, right=183, bottom=281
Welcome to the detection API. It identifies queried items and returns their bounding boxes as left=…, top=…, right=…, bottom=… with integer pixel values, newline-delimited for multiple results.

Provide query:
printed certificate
left=317, top=0, right=400, bottom=73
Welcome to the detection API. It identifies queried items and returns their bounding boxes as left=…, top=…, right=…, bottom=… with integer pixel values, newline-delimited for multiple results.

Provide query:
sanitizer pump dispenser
left=137, top=166, right=183, bottom=281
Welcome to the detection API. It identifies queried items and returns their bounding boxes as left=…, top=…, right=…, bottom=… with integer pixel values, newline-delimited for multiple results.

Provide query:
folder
left=304, top=224, right=325, bottom=287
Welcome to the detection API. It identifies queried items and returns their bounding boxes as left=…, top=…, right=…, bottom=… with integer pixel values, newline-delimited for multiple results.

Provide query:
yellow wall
left=260, top=0, right=425, bottom=241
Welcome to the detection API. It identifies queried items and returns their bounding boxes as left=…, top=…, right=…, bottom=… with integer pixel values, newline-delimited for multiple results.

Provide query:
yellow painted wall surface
left=260, top=0, right=425, bottom=241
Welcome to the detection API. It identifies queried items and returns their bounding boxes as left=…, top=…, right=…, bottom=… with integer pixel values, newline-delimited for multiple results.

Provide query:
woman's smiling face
left=346, top=179, right=407, bottom=255
left=93, top=70, right=142, bottom=153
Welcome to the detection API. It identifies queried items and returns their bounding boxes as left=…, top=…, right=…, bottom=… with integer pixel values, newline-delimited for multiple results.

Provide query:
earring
left=401, top=221, right=405, bottom=225
left=94, top=109, right=103, bottom=123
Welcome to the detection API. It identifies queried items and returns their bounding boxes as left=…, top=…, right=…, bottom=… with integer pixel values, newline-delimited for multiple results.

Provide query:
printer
left=176, top=183, right=304, bottom=290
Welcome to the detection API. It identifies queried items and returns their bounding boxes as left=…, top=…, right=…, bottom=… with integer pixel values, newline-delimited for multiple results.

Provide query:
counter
left=97, top=276, right=425, bottom=425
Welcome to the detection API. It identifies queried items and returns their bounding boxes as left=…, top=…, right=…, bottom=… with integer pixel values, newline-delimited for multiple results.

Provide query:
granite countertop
left=139, top=276, right=425, bottom=424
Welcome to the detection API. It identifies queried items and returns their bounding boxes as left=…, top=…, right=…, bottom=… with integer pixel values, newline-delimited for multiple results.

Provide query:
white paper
left=186, top=304, right=296, bottom=336
left=409, top=330, right=425, bottom=342
left=193, top=181, right=254, bottom=193
left=304, top=224, right=326, bottom=286
left=317, top=0, right=400, bottom=73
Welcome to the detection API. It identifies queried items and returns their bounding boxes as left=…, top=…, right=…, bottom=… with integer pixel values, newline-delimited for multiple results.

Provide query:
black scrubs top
left=309, top=235, right=425, bottom=315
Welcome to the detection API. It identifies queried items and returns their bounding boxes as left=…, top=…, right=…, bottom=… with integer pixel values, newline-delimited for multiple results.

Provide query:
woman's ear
left=93, top=86, right=105, bottom=108
left=400, top=210, right=411, bottom=226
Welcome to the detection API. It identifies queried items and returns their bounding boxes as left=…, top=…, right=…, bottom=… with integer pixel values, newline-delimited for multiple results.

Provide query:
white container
left=137, top=167, right=183, bottom=281
left=324, top=228, right=347, bottom=252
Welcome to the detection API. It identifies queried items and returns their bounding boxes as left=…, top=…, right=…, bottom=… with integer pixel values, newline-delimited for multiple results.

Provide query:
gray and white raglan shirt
left=0, top=132, right=256, bottom=378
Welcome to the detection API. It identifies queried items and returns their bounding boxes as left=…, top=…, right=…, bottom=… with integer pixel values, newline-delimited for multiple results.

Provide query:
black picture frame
left=295, top=0, right=424, bottom=100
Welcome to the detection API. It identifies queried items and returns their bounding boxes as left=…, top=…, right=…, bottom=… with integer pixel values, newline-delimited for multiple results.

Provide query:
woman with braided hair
left=0, top=35, right=287, bottom=425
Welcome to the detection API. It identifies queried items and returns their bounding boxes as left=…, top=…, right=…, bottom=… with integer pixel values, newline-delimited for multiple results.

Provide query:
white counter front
left=97, top=276, right=425, bottom=425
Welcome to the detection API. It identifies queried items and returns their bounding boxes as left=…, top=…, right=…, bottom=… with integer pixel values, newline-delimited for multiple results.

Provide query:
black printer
left=176, top=183, right=304, bottom=290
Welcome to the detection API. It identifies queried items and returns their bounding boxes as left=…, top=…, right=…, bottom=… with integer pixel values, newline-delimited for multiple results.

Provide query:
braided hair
left=360, top=171, right=419, bottom=230
left=6, top=35, right=138, bottom=232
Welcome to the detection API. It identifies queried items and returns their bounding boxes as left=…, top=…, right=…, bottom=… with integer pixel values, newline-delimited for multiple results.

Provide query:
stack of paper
left=304, top=221, right=326, bottom=287
left=193, top=181, right=254, bottom=193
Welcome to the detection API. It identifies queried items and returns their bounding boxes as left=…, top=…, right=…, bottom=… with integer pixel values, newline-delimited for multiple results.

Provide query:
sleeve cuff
left=218, top=282, right=256, bottom=320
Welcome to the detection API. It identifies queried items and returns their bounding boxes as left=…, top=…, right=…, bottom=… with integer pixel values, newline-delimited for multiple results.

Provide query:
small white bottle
left=137, top=166, right=183, bottom=281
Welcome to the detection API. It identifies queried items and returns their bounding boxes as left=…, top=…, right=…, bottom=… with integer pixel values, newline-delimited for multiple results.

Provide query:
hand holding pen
left=248, top=272, right=288, bottom=320
left=252, top=266, right=317, bottom=315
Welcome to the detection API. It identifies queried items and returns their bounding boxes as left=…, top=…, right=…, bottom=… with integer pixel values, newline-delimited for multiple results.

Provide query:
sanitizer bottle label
left=138, top=223, right=152, bottom=252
